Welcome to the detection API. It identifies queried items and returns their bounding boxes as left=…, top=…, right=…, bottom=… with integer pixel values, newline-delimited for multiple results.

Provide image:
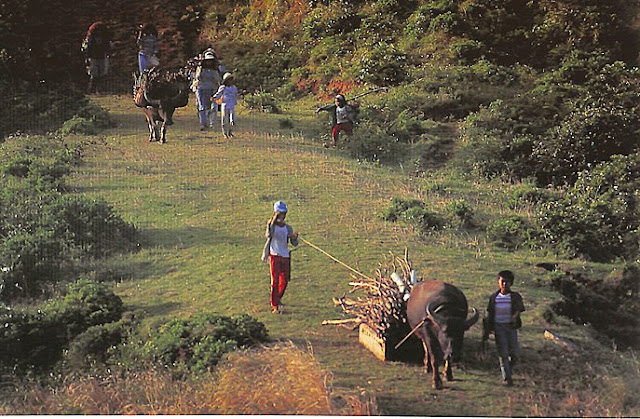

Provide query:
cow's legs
left=421, top=341, right=432, bottom=373
left=147, top=119, right=155, bottom=142
left=160, top=121, right=167, bottom=143
left=444, top=356, right=454, bottom=381
left=431, top=353, right=443, bottom=390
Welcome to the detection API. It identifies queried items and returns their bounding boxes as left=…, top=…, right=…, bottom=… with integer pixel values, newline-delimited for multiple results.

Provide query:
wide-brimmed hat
left=223, top=72, right=233, bottom=81
left=203, top=51, right=216, bottom=60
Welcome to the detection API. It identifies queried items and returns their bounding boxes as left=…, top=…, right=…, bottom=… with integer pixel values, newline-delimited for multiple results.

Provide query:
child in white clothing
left=212, top=72, right=239, bottom=138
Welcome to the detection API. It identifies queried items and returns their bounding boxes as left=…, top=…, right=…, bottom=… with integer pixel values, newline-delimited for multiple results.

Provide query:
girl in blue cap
left=261, top=201, right=299, bottom=313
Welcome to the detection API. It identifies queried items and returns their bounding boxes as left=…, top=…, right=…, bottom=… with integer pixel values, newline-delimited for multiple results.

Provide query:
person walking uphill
left=137, top=23, right=160, bottom=73
left=261, top=201, right=299, bottom=314
left=213, top=72, right=239, bottom=138
left=484, top=270, right=525, bottom=386
left=82, top=21, right=113, bottom=94
left=191, top=50, right=222, bottom=130
left=316, top=94, right=358, bottom=148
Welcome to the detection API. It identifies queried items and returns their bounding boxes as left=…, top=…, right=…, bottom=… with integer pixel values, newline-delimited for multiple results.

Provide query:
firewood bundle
left=327, top=251, right=418, bottom=340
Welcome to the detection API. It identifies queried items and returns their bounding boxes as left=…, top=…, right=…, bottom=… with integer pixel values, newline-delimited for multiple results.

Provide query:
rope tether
left=298, top=236, right=374, bottom=282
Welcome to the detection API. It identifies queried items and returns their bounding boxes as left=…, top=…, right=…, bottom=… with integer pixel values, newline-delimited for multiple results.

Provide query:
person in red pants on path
left=316, top=94, right=359, bottom=148
left=261, top=201, right=299, bottom=313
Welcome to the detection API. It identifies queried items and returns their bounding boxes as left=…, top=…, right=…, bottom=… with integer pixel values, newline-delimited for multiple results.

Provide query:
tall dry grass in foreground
left=0, top=342, right=378, bottom=415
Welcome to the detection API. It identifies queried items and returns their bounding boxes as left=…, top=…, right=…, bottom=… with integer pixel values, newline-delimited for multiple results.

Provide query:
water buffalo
left=133, top=67, right=190, bottom=143
left=406, top=280, right=479, bottom=389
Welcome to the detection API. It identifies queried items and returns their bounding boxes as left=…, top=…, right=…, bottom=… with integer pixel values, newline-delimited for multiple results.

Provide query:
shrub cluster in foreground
left=0, top=137, right=137, bottom=302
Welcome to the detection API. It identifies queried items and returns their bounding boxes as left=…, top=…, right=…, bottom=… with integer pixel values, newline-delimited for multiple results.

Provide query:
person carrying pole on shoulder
left=316, top=94, right=359, bottom=148
left=261, top=201, right=299, bottom=314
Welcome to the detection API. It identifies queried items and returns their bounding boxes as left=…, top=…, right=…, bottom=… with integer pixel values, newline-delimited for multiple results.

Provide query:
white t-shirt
left=336, top=105, right=350, bottom=124
left=269, top=225, right=290, bottom=257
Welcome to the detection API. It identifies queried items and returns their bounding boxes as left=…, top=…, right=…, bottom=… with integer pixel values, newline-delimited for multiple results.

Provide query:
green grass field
left=67, top=94, right=639, bottom=416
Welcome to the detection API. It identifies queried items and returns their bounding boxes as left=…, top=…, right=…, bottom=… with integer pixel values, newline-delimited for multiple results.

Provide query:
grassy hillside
left=53, top=94, right=640, bottom=416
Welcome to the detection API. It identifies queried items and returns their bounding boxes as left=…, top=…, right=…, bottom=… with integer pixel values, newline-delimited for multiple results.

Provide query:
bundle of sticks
left=324, top=250, right=417, bottom=340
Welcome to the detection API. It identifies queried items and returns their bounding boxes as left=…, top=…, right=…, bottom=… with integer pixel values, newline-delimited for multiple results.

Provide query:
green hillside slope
left=62, top=94, right=639, bottom=417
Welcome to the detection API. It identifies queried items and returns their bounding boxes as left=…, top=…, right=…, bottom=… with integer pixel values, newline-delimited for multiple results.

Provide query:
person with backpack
left=82, top=21, right=113, bottom=94
left=137, top=23, right=160, bottom=73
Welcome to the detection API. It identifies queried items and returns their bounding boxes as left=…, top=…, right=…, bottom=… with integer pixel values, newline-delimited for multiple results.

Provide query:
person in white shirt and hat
left=191, top=50, right=222, bottom=130
left=261, top=201, right=299, bottom=313
left=212, top=72, right=239, bottom=138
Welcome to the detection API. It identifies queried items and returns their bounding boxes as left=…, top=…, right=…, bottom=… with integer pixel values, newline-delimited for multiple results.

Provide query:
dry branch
left=326, top=251, right=418, bottom=340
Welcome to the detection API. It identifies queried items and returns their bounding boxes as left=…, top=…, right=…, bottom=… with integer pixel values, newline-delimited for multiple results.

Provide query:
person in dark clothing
left=82, top=21, right=113, bottom=94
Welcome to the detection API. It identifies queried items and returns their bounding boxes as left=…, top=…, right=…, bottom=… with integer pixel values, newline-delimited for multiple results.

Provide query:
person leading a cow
left=484, top=270, right=526, bottom=386
left=316, top=94, right=359, bottom=148
left=191, top=50, right=222, bottom=131
left=261, top=201, right=299, bottom=314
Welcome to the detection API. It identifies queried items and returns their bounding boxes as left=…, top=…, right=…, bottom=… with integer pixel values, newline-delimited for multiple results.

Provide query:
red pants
left=331, top=122, right=352, bottom=145
left=269, top=255, right=291, bottom=309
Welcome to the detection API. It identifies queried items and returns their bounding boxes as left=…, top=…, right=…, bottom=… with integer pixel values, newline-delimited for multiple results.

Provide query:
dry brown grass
left=0, top=342, right=378, bottom=415
left=210, top=341, right=378, bottom=415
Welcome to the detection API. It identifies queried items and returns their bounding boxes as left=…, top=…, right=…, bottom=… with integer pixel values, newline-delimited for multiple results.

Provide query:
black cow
left=133, top=67, right=190, bottom=143
left=406, top=280, right=479, bottom=389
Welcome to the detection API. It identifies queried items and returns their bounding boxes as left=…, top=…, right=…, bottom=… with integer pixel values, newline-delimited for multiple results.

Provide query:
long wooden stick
left=299, top=236, right=374, bottom=281
left=394, top=317, right=426, bottom=350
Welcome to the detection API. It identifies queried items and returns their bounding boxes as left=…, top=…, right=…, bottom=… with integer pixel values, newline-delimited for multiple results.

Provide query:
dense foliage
left=135, top=313, right=269, bottom=373
left=542, top=264, right=640, bottom=349
left=0, top=137, right=137, bottom=302
left=0, top=279, right=125, bottom=372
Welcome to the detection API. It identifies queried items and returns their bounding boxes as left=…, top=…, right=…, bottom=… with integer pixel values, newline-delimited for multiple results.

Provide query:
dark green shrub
left=140, top=313, right=269, bottom=373
left=403, top=0, right=457, bottom=39
left=382, top=196, right=444, bottom=234
left=486, top=215, right=535, bottom=250
left=2, top=156, right=33, bottom=178
left=65, top=317, right=133, bottom=370
left=533, top=97, right=639, bottom=185
left=546, top=265, right=640, bottom=349
left=353, top=41, right=407, bottom=86
left=0, top=230, right=65, bottom=302
left=402, top=206, right=445, bottom=234
left=0, top=279, right=124, bottom=371
left=449, top=39, right=485, bottom=64
left=45, top=195, right=138, bottom=257
left=444, top=199, right=474, bottom=228
left=226, top=41, right=300, bottom=93
left=346, top=121, right=407, bottom=164
left=458, top=53, right=640, bottom=185
left=536, top=154, right=640, bottom=262
left=507, top=185, right=558, bottom=209
left=60, top=116, right=97, bottom=136
left=381, top=197, right=425, bottom=222
left=42, top=279, right=124, bottom=336
left=244, top=91, right=281, bottom=113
